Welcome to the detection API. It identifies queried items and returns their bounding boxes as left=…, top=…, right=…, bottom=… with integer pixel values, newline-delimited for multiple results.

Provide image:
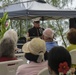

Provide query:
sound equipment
left=69, top=18, right=76, bottom=29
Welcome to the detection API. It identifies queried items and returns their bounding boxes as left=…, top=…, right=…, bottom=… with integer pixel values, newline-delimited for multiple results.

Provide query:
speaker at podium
left=69, top=18, right=76, bottom=29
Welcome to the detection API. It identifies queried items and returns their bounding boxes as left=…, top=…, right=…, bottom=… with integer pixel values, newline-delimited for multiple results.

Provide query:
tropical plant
left=0, top=12, right=10, bottom=40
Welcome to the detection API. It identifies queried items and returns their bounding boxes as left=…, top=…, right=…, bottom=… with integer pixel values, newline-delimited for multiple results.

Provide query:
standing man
left=27, top=17, right=44, bottom=40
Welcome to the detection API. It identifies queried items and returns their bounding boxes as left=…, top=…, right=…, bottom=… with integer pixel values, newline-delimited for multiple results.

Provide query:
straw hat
left=43, top=28, right=54, bottom=38
left=22, top=38, right=46, bottom=62
left=22, top=38, right=46, bottom=55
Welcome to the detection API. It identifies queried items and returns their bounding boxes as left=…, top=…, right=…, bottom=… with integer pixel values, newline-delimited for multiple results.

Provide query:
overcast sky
left=72, top=0, right=76, bottom=7
left=69, top=0, right=76, bottom=8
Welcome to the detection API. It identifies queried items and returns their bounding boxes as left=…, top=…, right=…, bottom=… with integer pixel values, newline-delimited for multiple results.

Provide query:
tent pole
left=25, top=0, right=29, bottom=33
left=20, top=20, right=22, bottom=37
left=10, top=20, right=13, bottom=28
left=25, top=16, right=28, bottom=33
left=41, top=17, right=44, bottom=28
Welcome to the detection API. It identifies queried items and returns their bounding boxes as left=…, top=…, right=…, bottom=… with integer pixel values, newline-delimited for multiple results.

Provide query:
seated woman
left=0, top=37, right=17, bottom=62
left=16, top=38, right=48, bottom=75
left=3, top=29, right=20, bottom=53
left=67, top=28, right=76, bottom=51
left=48, top=46, right=75, bottom=75
left=3, top=29, right=18, bottom=48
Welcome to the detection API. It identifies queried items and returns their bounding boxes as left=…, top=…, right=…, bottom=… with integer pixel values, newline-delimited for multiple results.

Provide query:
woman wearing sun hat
left=16, top=38, right=48, bottom=75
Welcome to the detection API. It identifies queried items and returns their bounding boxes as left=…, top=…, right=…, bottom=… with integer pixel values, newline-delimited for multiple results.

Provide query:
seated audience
left=0, top=37, right=17, bottom=62
left=3, top=29, right=18, bottom=49
left=67, top=28, right=76, bottom=51
left=18, top=37, right=26, bottom=43
left=43, top=28, right=58, bottom=52
left=16, top=38, right=48, bottom=75
left=48, top=46, right=75, bottom=75
left=17, top=37, right=26, bottom=49
left=3, top=29, right=20, bottom=53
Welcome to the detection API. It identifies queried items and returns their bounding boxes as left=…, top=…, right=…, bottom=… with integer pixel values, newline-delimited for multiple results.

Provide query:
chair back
left=69, top=49, right=76, bottom=67
left=0, top=59, right=23, bottom=75
left=15, top=53, right=27, bottom=64
left=38, top=67, right=49, bottom=75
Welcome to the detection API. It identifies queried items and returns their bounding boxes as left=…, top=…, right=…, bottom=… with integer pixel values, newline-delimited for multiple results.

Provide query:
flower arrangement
left=0, top=12, right=10, bottom=40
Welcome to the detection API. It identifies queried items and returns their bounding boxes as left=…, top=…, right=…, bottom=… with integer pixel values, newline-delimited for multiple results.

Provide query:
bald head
left=43, top=28, right=54, bottom=39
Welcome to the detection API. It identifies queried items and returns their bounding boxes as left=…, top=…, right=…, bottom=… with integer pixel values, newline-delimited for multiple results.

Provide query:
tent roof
left=0, top=0, right=76, bottom=20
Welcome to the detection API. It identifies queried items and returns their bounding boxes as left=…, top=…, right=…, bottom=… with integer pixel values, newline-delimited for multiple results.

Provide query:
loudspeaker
left=69, top=18, right=76, bottom=29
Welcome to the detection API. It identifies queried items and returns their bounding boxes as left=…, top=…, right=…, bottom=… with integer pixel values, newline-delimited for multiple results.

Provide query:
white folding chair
left=69, top=49, right=76, bottom=67
left=15, top=53, right=27, bottom=63
left=0, top=59, right=23, bottom=75
left=38, top=67, right=49, bottom=75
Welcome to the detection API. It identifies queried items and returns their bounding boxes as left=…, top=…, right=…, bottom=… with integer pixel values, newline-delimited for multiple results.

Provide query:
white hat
left=32, top=17, right=41, bottom=22
left=22, top=38, right=46, bottom=55
left=22, top=38, right=46, bottom=62
left=43, top=28, right=54, bottom=38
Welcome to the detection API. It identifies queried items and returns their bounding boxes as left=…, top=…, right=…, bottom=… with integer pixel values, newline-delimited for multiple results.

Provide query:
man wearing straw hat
left=27, top=17, right=44, bottom=40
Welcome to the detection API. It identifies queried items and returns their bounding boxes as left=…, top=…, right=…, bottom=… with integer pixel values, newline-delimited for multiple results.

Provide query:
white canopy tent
left=0, top=0, right=76, bottom=20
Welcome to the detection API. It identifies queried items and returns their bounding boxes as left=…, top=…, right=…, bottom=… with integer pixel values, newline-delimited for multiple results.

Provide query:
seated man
left=43, top=28, right=58, bottom=52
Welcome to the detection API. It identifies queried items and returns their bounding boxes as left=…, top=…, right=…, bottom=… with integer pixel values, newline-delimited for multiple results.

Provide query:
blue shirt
left=46, top=41, right=58, bottom=52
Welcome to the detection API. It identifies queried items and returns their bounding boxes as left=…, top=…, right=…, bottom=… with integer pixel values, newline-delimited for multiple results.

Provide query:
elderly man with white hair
left=43, top=28, right=58, bottom=52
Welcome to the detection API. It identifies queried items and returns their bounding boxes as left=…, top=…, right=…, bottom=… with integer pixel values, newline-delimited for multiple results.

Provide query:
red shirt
left=0, top=57, right=17, bottom=62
